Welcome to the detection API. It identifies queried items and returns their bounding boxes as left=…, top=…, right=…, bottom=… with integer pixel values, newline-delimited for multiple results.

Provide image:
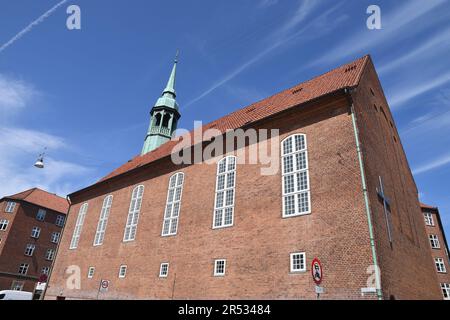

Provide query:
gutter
left=42, top=195, right=72, bottom=300
left=345, top=87, right=383, bottom=300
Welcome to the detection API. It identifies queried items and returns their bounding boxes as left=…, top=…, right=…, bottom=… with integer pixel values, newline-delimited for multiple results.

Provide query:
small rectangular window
left=88, top=267, right=95, bottom=279
left=31, top=227, right=41, bottom=239
left=442, top=283, right=450, bottom=300
left=45, top=249, right=55, bottom=261
left=290, top=252, right=306, bottom=272
left=51, top=232, right=61, bottom=244
left=214, top=259, right=226, bottom=276
left=430, top=234, right=440, bottom=249
left=424, top=213, right=434, bottom=226
left=159, top=263, right=169, bottom=278
left=0, top=219, right=9, bottom=231
left=56, top=215, right=65, bottom=227
left=41, top=267, right=50, bottom=276
left=36, top=209, right=46, bottom=221
left=118, top=265, right=127, bottom=278
left=24, top=244, right=36, bottom=257
left=5, top=201, right=16, bottom=213
left=18, top=263, right=29, bottom=275
left=435, top=258, right=447, bottom=273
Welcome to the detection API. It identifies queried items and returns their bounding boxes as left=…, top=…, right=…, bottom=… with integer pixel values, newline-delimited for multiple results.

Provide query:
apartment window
left=56, top=215, right=65, bottom=227
left=11, top=281, right=24, bottom=291
left=118, top=265, right=127, bottom=278
left=424, top=212, right=434, bottom=226
left=51, top=232, right=61, bottom=244
left=36, top=209, right=46, bottom=221
left=0, top=219, right=9, bottom=231
left=5, top=201, right=16, bottom=213
left=214, top=259, right=226, bottom=276
left=430, top=234, right=440, bottom=249
left=70, top=203, right=89, bottom=249
left=159, top=263, right=169, bottom=278
left=87, top=267, right=95, bottom=279
left=162, top=173, right=184, bottom=236
left=45, top=249, right=55, bottom=261
left=31, top=226, right=41, bottom=239
left=290, top=252, right=306, bottom=272
left=213, top=156, right=236, bottom=229
left=24, top=244, right=36, bottom=257
left=281, top=134, right=311, bottom=217
left=18, top=263, right=29, bottom=275
left=435, top=258, right=447, bottom=273
left=442, top=283, right=450, bottom=300
left=41, top=267, right=50, bottom=276
left=123, top=185, right=144, bottom=242
left=94, top=195, right=113, bottom=246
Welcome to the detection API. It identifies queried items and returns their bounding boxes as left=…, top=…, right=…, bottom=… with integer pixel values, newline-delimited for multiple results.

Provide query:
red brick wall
left=47, top=95, right=378, bottom=300
left=0, top=200, right=64, bottom=292
left=350, top=58, right=441, bottom=299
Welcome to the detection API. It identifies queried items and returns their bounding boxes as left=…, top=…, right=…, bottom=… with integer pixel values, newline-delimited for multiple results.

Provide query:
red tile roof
left=88, top=55, right=370, bottom=191
left=420, top=202, right=438, bottom=210
left=3, top=188, right=69, bottom=214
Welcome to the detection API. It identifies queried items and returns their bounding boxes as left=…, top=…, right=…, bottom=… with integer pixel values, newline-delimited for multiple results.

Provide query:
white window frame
left=70, top=203, right=89, bottom=249
left=281, top=134, right=311, bottom=218
left=290, top=252, right=306, bottom=273
left=442, top=283, right=450, bottom=300
left=5, top=201, right=16, bottom=213
left=159, top=263, right=169, bottom=278
left=430, top=234, right=440, bottom=249
left=87, top=267, right=95, bottom=279
left=51, top=232, right=60, bottom=244
left=424, top=212, right=434, bottom=226
left=24, top=244, right=36, bottom=257
left=0, top=219, right=9, bottom=231
left=18, top=263, right=29, bottom=275
left=162, top=173, right=184, bottom=236
left=94, top=195, right=114, bottom=246
left=118, top=265, right=127, bottom=278
left=214, top=259, right=226, bottom=276
left=45, top=248, right=55, bottom=261
left=213, top=156, right=236, bottom=229
left=11, top=281, right=24, bottom=291
left=31, top=226, right=41, bottom=239
left=435, top=258, right=447, bottom=273
left=123, top=185, right=144, bottom=242
left=41, top=266, right=50, bottom=276
left=55, top=215, right=65, bottom=227
left=36, top=209, right=46, bottom=221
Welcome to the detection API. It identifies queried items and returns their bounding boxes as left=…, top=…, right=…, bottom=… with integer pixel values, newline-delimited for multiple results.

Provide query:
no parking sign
left=100, top=279, right=110, bottom=292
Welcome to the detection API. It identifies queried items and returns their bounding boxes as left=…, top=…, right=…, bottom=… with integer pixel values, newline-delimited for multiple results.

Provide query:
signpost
left=311, top=258, right=323, bottom=299
left=97, top=279, right=110, bottom=299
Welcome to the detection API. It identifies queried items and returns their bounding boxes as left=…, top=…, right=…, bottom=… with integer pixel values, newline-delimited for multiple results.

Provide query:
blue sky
left=0, top=0, right=449, bottom=235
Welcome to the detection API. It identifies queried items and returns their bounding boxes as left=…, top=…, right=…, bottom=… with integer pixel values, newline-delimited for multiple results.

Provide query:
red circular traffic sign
left=311, top=258, right=323, bottom=285
left=101, top=280, right=109, bottom=289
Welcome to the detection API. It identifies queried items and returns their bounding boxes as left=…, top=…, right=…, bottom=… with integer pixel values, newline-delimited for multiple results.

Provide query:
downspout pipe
left=345, top=87, right=383, bottom=300
left=42, top=195, right=72, bottom=300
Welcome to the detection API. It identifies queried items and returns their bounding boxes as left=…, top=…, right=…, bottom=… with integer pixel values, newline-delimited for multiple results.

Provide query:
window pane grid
left=213, top=157, right=236, bottom=228
left=94, top=195, right=113, bottom=246
left=70, top=203, right=88, bottom=249
left=124, top=186, right=144, bottom=242
left=162, top=173, right=184, bottom=236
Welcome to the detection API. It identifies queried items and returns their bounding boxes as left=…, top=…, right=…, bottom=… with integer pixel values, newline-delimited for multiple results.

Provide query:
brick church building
left=46, top=55, right=443, bottom=300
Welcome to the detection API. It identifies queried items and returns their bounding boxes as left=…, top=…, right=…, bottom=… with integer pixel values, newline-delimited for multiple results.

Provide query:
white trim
left=435, top=258, right=447, bottom=273
left=159, top=263, right=169, bottom=278
left=0, top=219, right=9, bottom=231
left=24, top=244, right=35, bottom=256
left=5, top=201, right=16, bottom=213
left=214, top=259, right=226, bottom=276
left=161, top=173, right=184, bottom=237
left=69, top=203, right=89, bottom=249
left=212, top=156, right=236, bottom=229
left=18, top=263, right=29, bottom=275
left=45, top=248, right=55, bottom=261
left=281, top=134, right=311, bottom=218
left=94, top=195, right=114, bottom=246
left=51, top=232, right=60, bottom=244
left=118, top=265, right=127, bottom=278
left=441, top=283, right=450, bottom=300
left=55, top=215, right=65, bottom=227
left=424, top=212, right=434, bottom=226
left=31, top=226, right=41, bottom=239
left=123, top=186, right=144, bottom=242
left=430, top=234, right=441, bottom=249
left=290, top=252, right=306, bottom=273
left=87, top=267, right=95, bottom=279
left=36, top=208, right=46, bottom=221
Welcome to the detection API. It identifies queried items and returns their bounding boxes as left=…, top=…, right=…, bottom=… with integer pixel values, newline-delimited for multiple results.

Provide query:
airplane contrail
left=0, top=0, right=68, bottom=54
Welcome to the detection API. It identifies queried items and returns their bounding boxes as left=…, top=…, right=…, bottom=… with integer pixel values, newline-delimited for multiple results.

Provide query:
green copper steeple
left=142, top=53, right=181, bottom=155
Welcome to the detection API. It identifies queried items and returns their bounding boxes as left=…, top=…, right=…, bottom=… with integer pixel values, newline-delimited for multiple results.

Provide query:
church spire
left=141, top=52, right=182, bottom=155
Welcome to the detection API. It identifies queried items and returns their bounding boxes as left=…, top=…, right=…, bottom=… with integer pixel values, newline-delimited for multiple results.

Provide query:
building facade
left=0, top=188, right=68, bottom=298
left=420, top=203, right=450, bottom=300
left=46, top=55, right=442, bottom=300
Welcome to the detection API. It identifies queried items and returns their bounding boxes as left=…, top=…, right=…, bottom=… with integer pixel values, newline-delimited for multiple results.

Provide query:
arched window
left=123, top=185, right=144, bottom=242
left=162, top=113, right=171, bottom=128
left=162, top=173, right=184, bottom=236
left=93, top=195, right=113, bottom=246
left=70, top=203, right=89, bottom=249
left=213, top=156, right=236, bottom=228
left=281, top=134, right=310, bottom=217
left=154, top=113, right=162, bottom=127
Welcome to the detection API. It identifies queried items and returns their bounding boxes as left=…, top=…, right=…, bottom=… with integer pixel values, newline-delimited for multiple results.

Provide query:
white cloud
left=258, top=0, right=278, bottom=9
left=413, top=153, right=450, bottom=175
left=0, top=74, right=37, bottom=112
